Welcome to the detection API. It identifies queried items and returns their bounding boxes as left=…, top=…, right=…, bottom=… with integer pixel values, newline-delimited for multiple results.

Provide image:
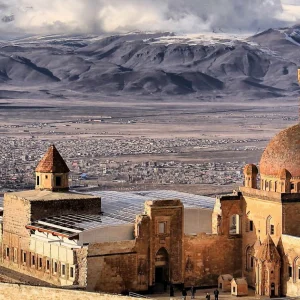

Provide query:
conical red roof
left=35, top=145, right=70, bottom=173
left=256, top=235, right=280, bottom=263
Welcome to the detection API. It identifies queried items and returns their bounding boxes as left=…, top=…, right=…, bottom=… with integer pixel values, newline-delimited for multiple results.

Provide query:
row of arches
left=261, top=179, right=300, bottom=193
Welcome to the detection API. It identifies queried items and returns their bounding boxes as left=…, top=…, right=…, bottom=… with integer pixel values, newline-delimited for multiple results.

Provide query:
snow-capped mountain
left=0, top=26, right=300, bottom=100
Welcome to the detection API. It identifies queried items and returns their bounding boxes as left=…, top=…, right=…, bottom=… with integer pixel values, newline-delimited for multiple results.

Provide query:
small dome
left=243, top=164, right=258, bottom=175
left=260, top=124, right=300, bottom=177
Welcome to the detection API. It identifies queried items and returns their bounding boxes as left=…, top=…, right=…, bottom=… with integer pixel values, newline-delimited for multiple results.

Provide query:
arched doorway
left=155, top=248, right=169, bottom=285
left=270, top=283, right=275, bottom=297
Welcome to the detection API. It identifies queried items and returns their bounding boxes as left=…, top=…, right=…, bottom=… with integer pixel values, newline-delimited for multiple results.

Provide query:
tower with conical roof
left=35, top=144, right=70, bottom=191
left=255, top=235, right=281, bottom=297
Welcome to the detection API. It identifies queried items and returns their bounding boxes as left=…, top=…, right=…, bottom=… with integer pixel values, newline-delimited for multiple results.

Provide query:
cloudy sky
left=0, top=0, right=300, bottom=35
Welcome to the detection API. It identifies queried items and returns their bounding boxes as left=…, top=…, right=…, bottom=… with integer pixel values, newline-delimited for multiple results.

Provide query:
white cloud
left=0, top=0, right=297, bottom=35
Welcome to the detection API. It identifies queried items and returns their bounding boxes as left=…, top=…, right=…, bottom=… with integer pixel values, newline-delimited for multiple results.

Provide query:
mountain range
left=0, top=26, right=300, bottom=100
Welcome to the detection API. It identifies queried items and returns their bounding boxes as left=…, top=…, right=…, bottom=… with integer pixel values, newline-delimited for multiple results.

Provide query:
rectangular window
left=249, top=220, right=254, bottom=231
left=53, top=261, right=58, bottom=274
left=159, top=222, right=166, bottom=234
left=61, top=264, right=66, bottom=276
left=298, top=268, right=300, bottom=280
left=55, top=176, right=62, bottom=187
left=31, top=254, right=35, bottom=266
left=39, top=257, right=42, bottom=269
left=291, top=183, right=295, bottom=190
left=6, top=247, right=9, bottom=259
left=22, top=251, right=26, bottom=263
left=289, top=266, right=292, bottom=278
left=70, top=266, right=74, bottom=278
left=233, top=287, right=236, bottom=293
left=46, top=259, right=50, bottom=271
left=270, top=225, right=275, bottom=235
left=36, top=176, right=40, bottom=186
left=250, top=257, right=254, bottom=268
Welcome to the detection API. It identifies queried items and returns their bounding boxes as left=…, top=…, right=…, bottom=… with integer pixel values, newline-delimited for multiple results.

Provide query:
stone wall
left=3, top=194, right=31, bottom=247
left=280, top=234, right=300, bottom=297
left=145, top=199, right=184, bottom=285
left=74, top=247, right=88, bottom=287
left=283, top=202, right=300, bottom=237
left=87, top=241, right=138, bottom=293
left=0, top=283, right=142, bottom=300
left=184, top=234, right=242, bottom=287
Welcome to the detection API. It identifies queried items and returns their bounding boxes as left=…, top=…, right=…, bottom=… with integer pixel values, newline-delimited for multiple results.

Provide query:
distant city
left=0, top=128, right=263, bottom=192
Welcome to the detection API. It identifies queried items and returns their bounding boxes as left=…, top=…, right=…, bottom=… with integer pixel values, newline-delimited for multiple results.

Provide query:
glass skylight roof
left=3, top=190, right=215, bottom=238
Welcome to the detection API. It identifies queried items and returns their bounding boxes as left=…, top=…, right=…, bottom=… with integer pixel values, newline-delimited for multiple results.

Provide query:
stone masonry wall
left=184, top=234, right=242, bottom=287
left=283, top=202, right=300, bottom=237
left=74, top=247, right=88, bottom=287
left=3, top=194, right=31, bottom=248
left=0, top=283, right=143, bottom=300
left=87, top=241, right=138, bottom=293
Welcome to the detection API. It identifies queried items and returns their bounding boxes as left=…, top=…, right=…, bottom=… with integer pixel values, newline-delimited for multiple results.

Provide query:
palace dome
left=260, top=124, right=300, bottom=177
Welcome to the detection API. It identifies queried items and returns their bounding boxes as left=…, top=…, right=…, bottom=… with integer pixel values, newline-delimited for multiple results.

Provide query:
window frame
left=249, top=220, right=254, bottom=232
left=5, top=246, right=9, bottom=259
left=289, top=266, right=293, bottom=278
left=31, top=254, right=35, bottom=267
left=158, top=222, right=166, bottom=234
left=61, top=264, right=66, bottom=277
left=46, top=259, right=50, bottom=272
left=69, top=266, right=75, bottom=279
left=22, top=250, right=26, bottom=264
left=53, top=261, right=58, bottom=274
left=38, top=257, right=43, bottom=269
left=270, top=224, right=275, bottom=235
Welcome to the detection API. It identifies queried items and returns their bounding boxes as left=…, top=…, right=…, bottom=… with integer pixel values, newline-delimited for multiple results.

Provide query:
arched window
left=294, top=257, right=300, bottom=283
left=246, top=246, right=254, bottom=271
left=230, top=214, right=241, bottom=235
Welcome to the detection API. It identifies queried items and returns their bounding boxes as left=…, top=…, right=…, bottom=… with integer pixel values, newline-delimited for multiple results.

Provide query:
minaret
left=35, top=145, right=70, bottom=191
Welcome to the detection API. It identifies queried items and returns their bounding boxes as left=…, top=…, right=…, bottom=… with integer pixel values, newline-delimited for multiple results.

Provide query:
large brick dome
left=260, top=124, right=300, bottom=177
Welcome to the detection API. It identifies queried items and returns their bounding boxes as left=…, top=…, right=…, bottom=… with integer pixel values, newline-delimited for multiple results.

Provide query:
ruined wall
left=3, top=193, right=31, bottom=249
left=0, top=283, right=144, bottom=300
left=74, top=247, right=88, bottom=287
left=86, top=241, right=138, bottom=293
left=184, top=234, right=242, bottom=287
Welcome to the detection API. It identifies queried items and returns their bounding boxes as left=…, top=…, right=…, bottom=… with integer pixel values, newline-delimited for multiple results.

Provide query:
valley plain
left=0, top=95, right=297, bottom=196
